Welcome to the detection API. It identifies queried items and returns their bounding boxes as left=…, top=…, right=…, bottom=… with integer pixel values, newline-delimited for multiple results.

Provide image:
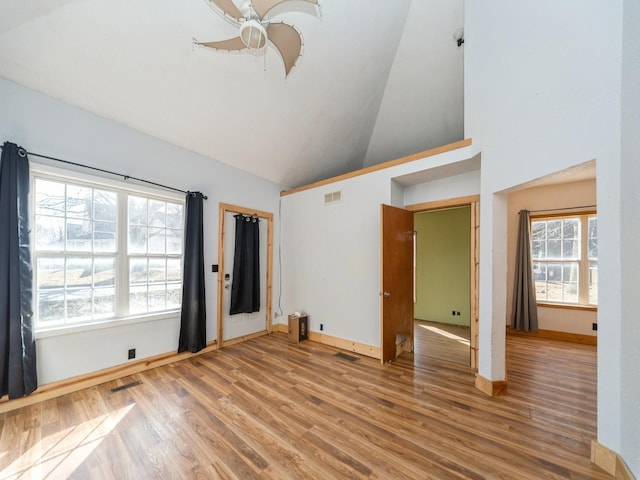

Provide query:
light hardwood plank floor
left=0, top=333, right=610, bottom=479
left=414, top=319, right=471, bottom=366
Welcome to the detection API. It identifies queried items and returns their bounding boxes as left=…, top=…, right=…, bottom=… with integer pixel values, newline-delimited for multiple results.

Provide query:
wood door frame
left=405, top=195, right=480, bottom=370
left=217, top=202, right=274, bottom=349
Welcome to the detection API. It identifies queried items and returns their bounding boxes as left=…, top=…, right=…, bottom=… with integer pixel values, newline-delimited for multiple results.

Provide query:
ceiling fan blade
left=198, top=36, right=247, bottom=51
left=267, top=22, right=302, bottom=76
left=207, top=0, right=245, bottom=21
left=252, top=0, right=318, bottom=20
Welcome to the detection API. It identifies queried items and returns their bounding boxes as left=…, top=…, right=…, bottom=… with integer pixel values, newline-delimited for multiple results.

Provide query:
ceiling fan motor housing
left=240, top=18, right=268, bottom=49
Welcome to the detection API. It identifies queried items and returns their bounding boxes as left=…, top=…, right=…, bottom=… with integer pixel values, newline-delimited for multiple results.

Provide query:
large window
left=33, top=170, right=184, bottom=330
left=531, top=213, right=597, bottom=306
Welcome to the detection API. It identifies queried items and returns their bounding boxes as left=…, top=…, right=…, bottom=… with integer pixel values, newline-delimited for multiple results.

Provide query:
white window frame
left=31, top=163, right=184, bottom=335
left=530, top=211, right=597, bottom=309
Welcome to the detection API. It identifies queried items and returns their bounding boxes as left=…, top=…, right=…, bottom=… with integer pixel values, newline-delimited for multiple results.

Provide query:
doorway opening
left=406, top=195, right=479, bottom=369
left=217, top=202, right=274, bottom=348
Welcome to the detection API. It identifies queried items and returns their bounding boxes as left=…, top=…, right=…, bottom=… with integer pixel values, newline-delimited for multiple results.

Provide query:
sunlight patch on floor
left=418, top=323, right=470, bottom=346
left=1, top=403, right=134, bottom=479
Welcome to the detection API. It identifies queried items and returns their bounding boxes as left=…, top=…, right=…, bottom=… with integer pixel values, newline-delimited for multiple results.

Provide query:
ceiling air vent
left=324, top=190, right=341, bottom=205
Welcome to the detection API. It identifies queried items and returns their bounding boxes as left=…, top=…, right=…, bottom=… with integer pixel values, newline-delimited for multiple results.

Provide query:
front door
left=217, top=203, right=273, bottom=347
left=380, top=204, right=414, bottom=363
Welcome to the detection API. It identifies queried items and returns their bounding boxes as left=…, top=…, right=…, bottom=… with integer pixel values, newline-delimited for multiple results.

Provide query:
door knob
left=379, top=291, right=391, bottom=298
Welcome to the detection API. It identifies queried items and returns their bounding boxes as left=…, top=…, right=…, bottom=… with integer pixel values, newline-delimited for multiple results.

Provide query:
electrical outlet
left=128, top=348, right=136, bottom=360
left=592, top=323, right=598, bottom=331
left=456, top=311, right=461, bottom=316
left=320, top=323, right=324, bottom=331
left=452, top=310, right=456, bottom=316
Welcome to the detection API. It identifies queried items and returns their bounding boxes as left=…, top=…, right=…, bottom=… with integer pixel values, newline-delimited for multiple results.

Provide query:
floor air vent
left=110, top=380, right=142, bottom=393
left=334, top=352, right=359, bottom=362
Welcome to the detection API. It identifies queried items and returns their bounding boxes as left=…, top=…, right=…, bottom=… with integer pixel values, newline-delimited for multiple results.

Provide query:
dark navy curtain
left=178, top=192, right=206, bottom=353
left=0, top=142, right=37, bottom=399
left=230, top=215, right=260, bottom=314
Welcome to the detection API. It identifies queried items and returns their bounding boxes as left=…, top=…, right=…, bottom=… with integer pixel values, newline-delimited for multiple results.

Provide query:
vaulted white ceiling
left=0, top=0, right=464, bottom=188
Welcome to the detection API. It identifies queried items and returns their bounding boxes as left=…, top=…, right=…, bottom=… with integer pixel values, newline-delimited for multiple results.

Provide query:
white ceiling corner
left=0, top=0, right=465, bottom=188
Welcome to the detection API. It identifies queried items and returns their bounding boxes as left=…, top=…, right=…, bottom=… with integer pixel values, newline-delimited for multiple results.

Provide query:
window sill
left=35, top=311, right=181, bottom=339
left=537, top=302, right=597, bottom=312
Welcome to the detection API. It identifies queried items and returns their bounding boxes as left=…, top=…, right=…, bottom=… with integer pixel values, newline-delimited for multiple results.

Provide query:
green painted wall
left=414, top=206, right=470, bottom=326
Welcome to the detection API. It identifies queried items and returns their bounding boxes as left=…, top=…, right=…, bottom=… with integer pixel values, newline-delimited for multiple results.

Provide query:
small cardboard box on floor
left=288, top=314, right=308, bottom=343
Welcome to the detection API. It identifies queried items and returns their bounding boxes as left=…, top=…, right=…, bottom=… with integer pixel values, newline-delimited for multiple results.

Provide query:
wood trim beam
left=506, top=326, right=597, bottom=346
left=474, top=373, right=508, bottom=397
left=405, top=194, right=480, bottom=212
left=280, top=139, right=472, bottom=197
left=591, top=440, right=637, bottom=479
left=0, top=340, right=218, bottom=414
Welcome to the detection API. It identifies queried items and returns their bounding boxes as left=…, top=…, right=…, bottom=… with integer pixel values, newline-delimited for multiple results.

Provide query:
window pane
left=66, top=288, right=93, bottom=321
left=547, top=240, right=562, bottom=259
left=94, top=288, right=115, bottom=318
left=589, top=217, right=598, bottom=259
left=148, top=227, right=165, bottom=254
left=562, top=219, right=578, bottom=240
left=562, top=239, right=579, bottom=259
left=94, top=221, right=116, bottom=252
left=66, top=219, right=92, bottom=252
left=167, top=284, right=181, bottom=309
left=531, top=240, right=545, bottom=259
left=533, top=262, right=548, bottom=301
left=562, top=264, right=579, bottom=302
left=35, top=179, right=65, bottom=217
left=38, top=290, right=65, bottom=324
left=94, top=257, right=115, bottom=287
left=36, top=216, right=65, bottom=250
left=148, top=200, right=166, bottom=227
left=547, top=220, right=561, bottom=239
left=531, top=221, right=545, bottom=241
left=546, top=263, right=563, bottom=302
left=130, top=286, right=148, bottom=314
left=166, top=203, right=183, bottom=229
left=149, top=258, right=166, bottom=283
left=130, top=258, right=148, bottom=285
left=128, top=225, right=147, bottom=254
left=167, top=229, right=182, bottom=255
left=590, top=262, right=598, bottom=305
left=148, top=285, right=166, bottom=312
left=128, top=196, right=147, bottom=225
left=37, top=257, right=65, bottom=289
left=66, top=257, right=92, bottom=288
left=167, top=258, right=181, bottom=282
left=94, top=190, right=117, bottom=222
left=66, top=185, right=93, bottom=220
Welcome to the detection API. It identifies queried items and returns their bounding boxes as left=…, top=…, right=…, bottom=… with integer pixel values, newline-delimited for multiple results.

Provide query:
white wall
left=507, top=180, right=597, bottom=336
left=404, top=169, right=480, bottom=206
left=0, top=77, right=284, bottom=385
left=280, top=146, right=474, bottom=349
left=363, top=0, right=464, bottom=167
left=619, top=0, right=640, bottom=474
left=465, top=0, right=636, bottom=474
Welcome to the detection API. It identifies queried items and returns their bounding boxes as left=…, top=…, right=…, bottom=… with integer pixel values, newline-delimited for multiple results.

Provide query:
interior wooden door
left=380, top=204, right=414, bottom=364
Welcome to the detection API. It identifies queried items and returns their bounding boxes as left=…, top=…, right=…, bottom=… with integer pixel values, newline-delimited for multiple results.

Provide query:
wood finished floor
left=0, top=333, right=610, bottom=479
left=414, top=320, right=471, bottom=367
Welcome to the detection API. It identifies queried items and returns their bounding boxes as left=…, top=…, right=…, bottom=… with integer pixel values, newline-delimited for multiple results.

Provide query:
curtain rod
left=524, top=204, right=596, bottom=214
left=5, top=146, right=207, bottom=200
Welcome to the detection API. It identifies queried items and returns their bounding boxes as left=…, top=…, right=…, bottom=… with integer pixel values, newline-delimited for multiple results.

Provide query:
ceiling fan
left=197, top=0, right=319, bottom=77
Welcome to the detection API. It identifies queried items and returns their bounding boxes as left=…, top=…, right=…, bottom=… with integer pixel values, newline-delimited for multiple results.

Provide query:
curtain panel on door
left=178, top=192, right=206, bottom=353
left=230, top=215, right=260, bottom=314
left=0, top=142, right=37, bottom=399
